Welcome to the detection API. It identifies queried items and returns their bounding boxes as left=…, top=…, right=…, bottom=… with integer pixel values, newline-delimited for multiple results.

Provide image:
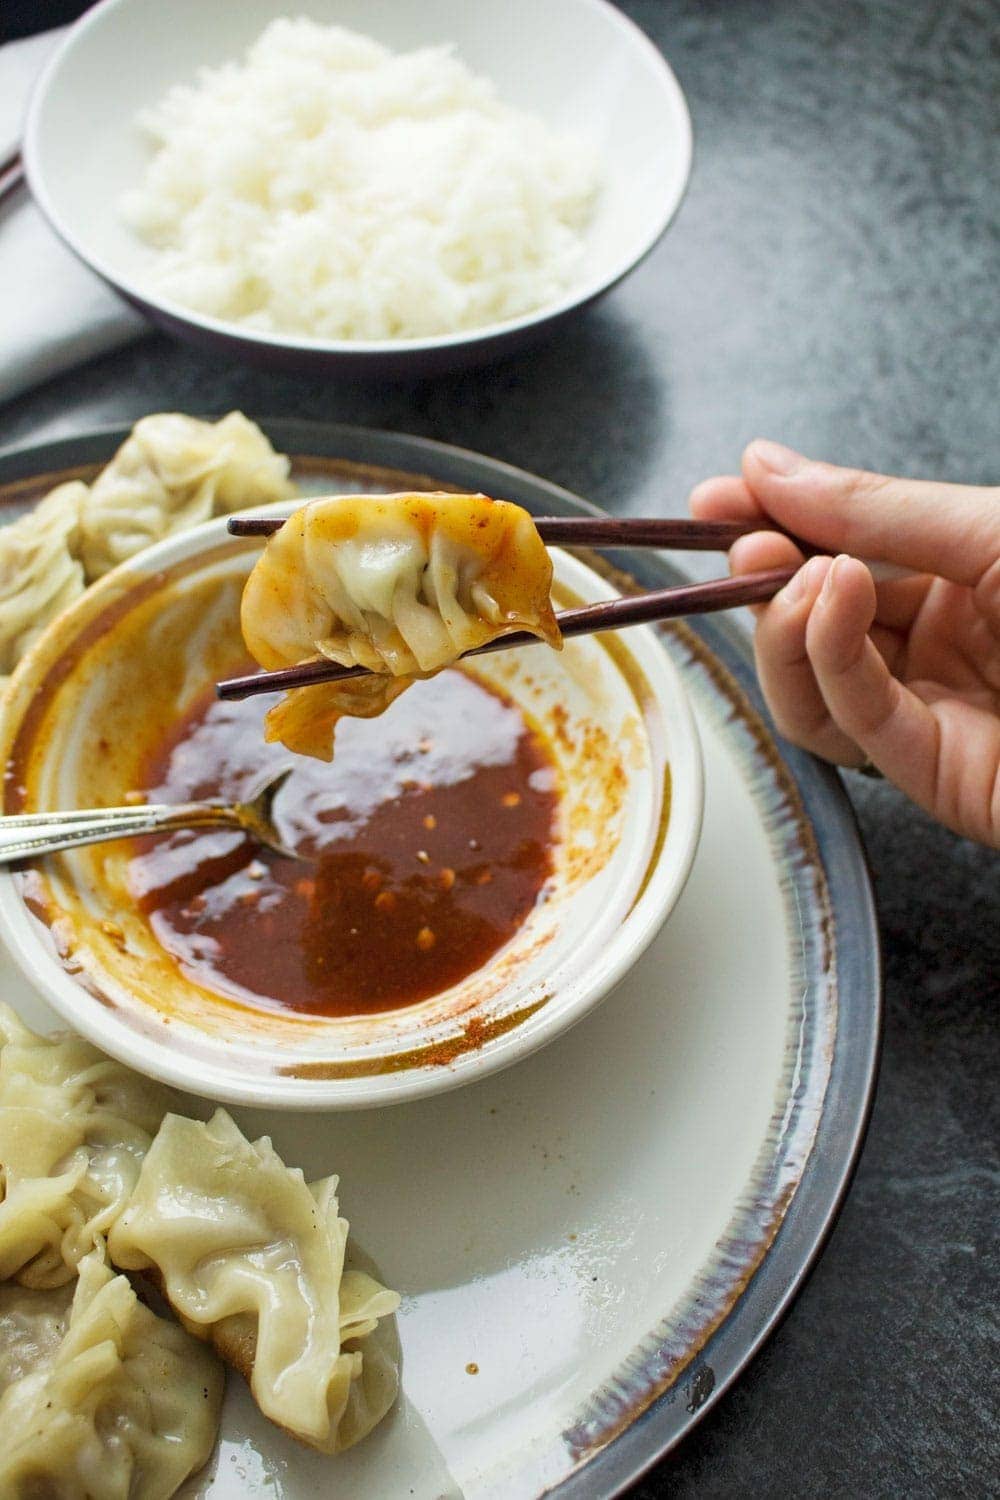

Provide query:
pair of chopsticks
left=0, top=151, right=25, bottom=207
left=217, top=514, right=797, bottom=701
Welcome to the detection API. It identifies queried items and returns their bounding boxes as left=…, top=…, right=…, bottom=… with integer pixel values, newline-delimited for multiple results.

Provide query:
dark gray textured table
left=2, top=2, right=997, bottom=1494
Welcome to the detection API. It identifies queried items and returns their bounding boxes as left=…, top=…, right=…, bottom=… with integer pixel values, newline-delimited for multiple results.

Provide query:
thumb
left=742, top=440, right=1000, bottom=587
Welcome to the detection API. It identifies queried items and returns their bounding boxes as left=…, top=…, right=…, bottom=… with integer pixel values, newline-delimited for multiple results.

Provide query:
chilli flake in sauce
left=127, top=668, right=559, bottom=1016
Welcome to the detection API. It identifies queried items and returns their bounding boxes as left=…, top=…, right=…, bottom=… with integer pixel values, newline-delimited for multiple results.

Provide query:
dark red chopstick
left=227, top=514, right=788, bottom=550
left=216, top=567, right=794, bottom=702
left=0, top=151, right=25, bottom=206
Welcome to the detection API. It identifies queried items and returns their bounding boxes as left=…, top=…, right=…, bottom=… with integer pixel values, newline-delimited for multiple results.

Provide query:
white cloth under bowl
left=0, top=29, right=145, bottom=407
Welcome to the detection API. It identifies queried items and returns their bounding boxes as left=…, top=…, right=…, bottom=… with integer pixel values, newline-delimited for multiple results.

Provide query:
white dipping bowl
left=23, top=0, right=692, bottom=377
left=0, top=512, right=702, bottom=1109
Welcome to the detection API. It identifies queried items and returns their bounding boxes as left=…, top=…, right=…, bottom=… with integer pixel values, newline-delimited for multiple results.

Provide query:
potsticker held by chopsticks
left=237, top=492, right=561, bottom=760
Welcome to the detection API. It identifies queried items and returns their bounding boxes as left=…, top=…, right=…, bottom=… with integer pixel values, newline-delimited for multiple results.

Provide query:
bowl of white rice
left=24, top=0, right=692, bottom=375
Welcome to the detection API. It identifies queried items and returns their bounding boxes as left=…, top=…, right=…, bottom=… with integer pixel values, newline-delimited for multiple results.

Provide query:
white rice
left=122, top=18, right=600, bottom=342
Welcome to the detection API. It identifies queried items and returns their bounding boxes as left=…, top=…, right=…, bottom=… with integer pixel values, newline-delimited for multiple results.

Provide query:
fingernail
left=781, top=555, right=826, bottom=605
left=821, top=554, right=848, bottom=600
left=751, top=439, right=807, bottom=476
left=781, top=568, right=808, bottom=604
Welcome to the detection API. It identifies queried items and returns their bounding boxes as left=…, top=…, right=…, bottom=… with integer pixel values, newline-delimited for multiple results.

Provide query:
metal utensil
left=0, top=768, right=299, bottom=865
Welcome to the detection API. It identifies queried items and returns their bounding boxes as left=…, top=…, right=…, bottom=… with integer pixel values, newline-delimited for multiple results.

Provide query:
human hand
left=690, top=440, right=1000, bottom=847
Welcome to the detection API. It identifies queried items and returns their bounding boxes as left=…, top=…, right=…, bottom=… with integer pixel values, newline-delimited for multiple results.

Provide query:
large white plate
left=0, top=425, right=880, bottom=1497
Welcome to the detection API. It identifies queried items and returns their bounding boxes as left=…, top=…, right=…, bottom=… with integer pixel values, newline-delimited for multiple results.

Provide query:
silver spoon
left=0, top=768, right=300, bottom=865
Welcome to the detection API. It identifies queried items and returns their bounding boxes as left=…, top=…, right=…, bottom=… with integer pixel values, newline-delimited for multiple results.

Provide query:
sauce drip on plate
left=128, top=669, right=558, bottom=1016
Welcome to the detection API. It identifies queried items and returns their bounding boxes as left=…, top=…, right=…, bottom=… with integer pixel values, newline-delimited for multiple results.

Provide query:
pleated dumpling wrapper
left=0, top=1247, right=222, bottom=1498
left=240, top=491, right=562, bottom=759
left=0, top=411, right=295, bottom=680
left=109, top=1108, right=400, bottom=1453
left=0, top=1004, right=175, bottom=1289
left=79, top=410, right=295, bottom=578
left=0, top=482, right=87, bottom=674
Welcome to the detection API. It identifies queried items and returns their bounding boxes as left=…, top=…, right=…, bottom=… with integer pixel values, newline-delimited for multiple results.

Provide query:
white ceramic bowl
left=23, top=0, right=692, bottom=377
left=0, top=511, right=702, bottom=1109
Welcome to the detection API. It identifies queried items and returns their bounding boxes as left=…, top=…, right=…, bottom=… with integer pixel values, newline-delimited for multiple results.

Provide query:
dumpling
left=0, top=1005, right=175, bottom=1288
left=0, top=1275, right=74, bottom=1393
left=241, top=490, right=561, bottom=759
left=0, top=412, right=294, bottom=679
left=109, top=1108, right=400, bottom=1453
left=242, top=491, right=560, bottom=679
left=0, top=482, right=86, bottom=673
left=0, top=1248, right=222, bottom=1499
left=80, top=411, right=295, bottom=577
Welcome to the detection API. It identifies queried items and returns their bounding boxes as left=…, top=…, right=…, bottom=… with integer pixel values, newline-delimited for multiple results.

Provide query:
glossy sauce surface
left=128, top=669, right=559, bottom=1016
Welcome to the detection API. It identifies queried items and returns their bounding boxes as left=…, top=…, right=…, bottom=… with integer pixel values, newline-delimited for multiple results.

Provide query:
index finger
left=688, top=475, right=763, bottom=523
left=743, top=442, right=1000, bottom=588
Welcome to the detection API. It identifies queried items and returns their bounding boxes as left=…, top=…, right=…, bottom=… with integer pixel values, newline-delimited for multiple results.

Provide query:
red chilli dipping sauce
left=127, top=668, right=559, bottom=1017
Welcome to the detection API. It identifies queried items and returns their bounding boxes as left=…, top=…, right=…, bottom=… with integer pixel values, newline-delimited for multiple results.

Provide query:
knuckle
left=841, top=673, right=899, bottom=740
left=768, top=704, right=802, bottom=741
left=757, top=611, right=809, bottom=669
left=839, top=467, right=896, bottom=505
left=973, top=553, right=1000, bottom=619
left=769, top=694, right=829, bottom=745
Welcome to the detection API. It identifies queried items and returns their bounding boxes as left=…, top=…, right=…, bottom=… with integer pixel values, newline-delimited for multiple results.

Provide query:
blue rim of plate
left=0, top=420, right=881, bottom=1497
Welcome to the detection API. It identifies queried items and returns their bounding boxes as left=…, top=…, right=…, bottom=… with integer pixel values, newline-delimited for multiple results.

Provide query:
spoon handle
left=0, top=802, right=239, bottom=864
